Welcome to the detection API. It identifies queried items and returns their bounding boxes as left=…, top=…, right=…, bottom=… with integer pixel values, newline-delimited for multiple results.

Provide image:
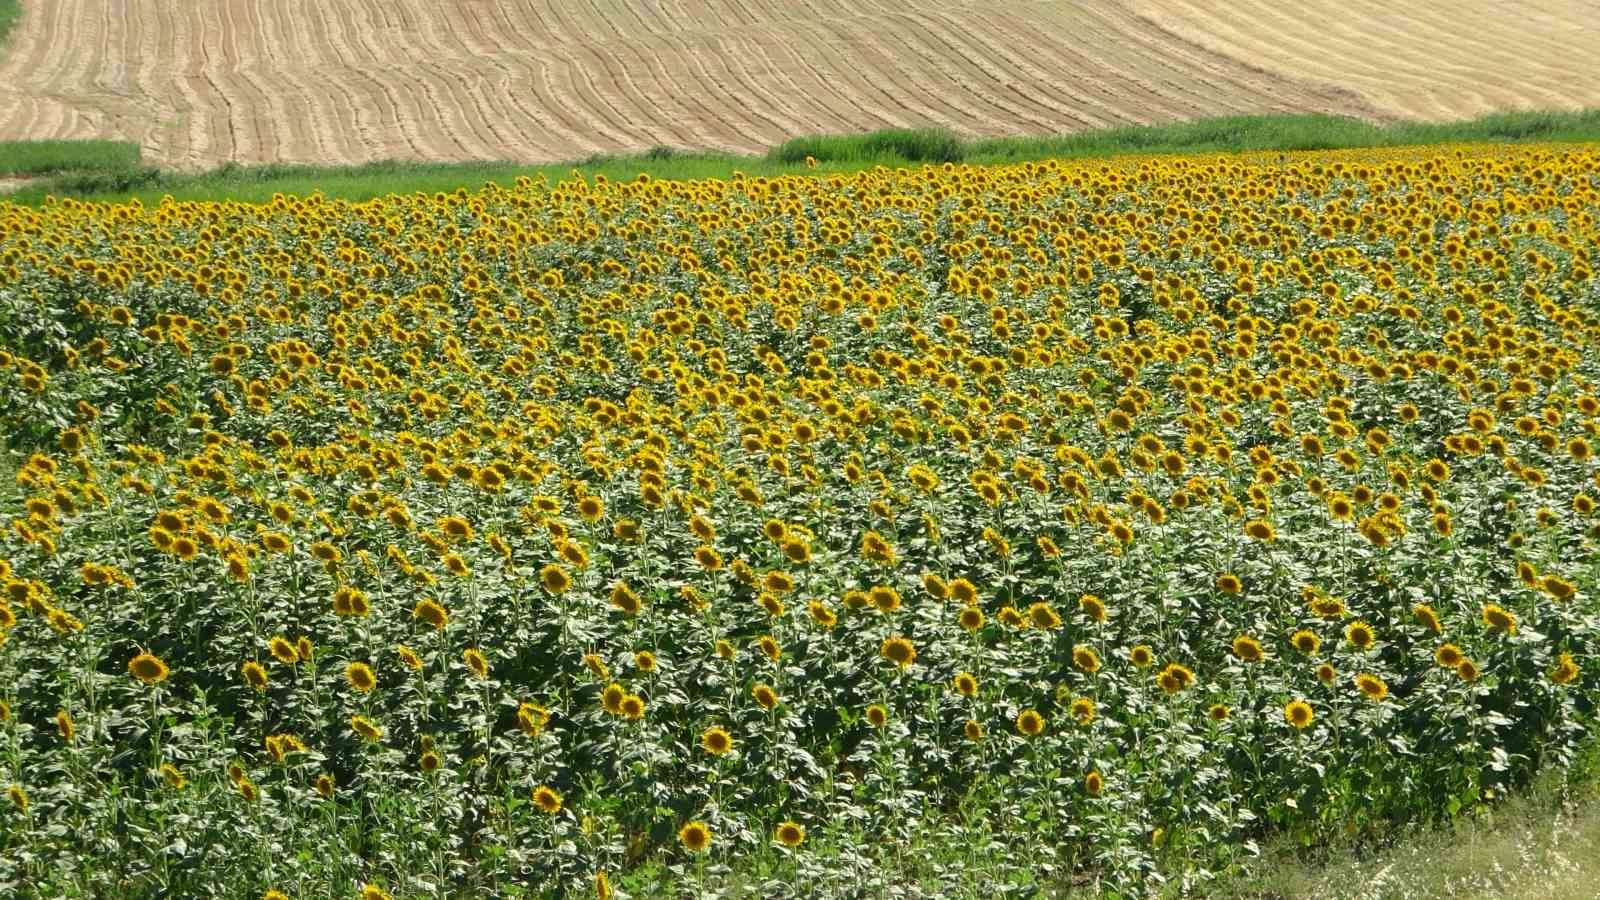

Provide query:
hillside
left=4, top=0, right=1597, bottom=168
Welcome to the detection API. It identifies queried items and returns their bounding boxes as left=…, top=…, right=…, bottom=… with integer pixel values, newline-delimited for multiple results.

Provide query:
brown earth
left=0, top=0, right=1596, bottom=169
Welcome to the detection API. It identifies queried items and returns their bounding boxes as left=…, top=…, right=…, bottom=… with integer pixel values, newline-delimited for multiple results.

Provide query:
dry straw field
left=4, top=0, right=1600, bottom=168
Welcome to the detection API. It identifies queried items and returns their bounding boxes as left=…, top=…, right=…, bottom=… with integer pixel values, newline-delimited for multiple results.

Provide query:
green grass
left=6, top=109, right=1600, bottom=207
left=0, top=0, right=20, bottom=51
left=1217, top=745, right=1600, bottom=900
left=0, top=139, right=142, bottom=177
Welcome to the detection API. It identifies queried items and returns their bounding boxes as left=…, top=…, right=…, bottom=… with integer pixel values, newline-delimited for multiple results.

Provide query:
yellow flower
left=540, top=563, right=573, bottom=593
left=128, top=651, right=170, bottom=685
left=752, top=683, right=779, bottom=711
left=268, top=635, right=298, bottom=664
left=241, top=661, right=269, bottom=691
left=775, top=820, right=806, bottom=847
left=1156, top=663, right=1194, bottom=693
left=952, top=672, right=979, bottom=697
left=1551, top=652, right=1580, bottom=685
left=1481, top=603, right=1518, bottom=635
left=678, top=821, right=712, bottom=852
left=1072, top=645, right=1101, bottom=673
left=701, top=726, right=734, bottom=755
left=1084, top=770, right=1104, bottom=796
left=532, top=785, right=563, bottom=814
left=1284, top=700, right=1314, bottom=728
left=1231, top=636, right=1265, bottom=663
left=345, top=661, right=377, bottom=692
left=1354, top=673, right=1388, bottom=702
left=350, top=715, right=383, bottom=741
left=413, top=598, right=449, bottom=630
left=880, top=636, right=916, bottom=667
left=1015, top=708, right=1045, bottom=737
left=1027, top=602, right=1062, bottom=630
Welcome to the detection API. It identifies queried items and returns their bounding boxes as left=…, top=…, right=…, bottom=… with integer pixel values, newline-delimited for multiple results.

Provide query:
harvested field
left=0, top=0, right=1597, bottom=168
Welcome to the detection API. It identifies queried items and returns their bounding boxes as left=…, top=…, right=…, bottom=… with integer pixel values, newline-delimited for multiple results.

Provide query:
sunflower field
left=1, top=145, right=1598, bottom=898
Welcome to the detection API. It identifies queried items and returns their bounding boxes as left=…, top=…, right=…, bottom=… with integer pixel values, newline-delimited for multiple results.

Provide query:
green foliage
left=10, top=110, right=1600, bottom=207
left=0, top=0, right=19, bottom=51
left=772, top=128, right=967, bottom=165
left=0, top=140, right=142, bottom=177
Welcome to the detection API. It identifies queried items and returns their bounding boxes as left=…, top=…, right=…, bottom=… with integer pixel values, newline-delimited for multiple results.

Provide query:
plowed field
left=0, top=0, right=1597, bottom=167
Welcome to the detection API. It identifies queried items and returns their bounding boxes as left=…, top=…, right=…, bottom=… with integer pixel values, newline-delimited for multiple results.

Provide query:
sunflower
left=948, top=578, right=978, bottom=605
left=701, top=726, right=734, bottom=755
left=758, top=634, right=782, bottom=661
left=350, top=715, right=383, bottom=741
left=1015, top=708, right=1045, bottom=736
left=1435, top=643, right=1464, bottom=668
left=54, top=709, right=75, bottom=743
left=128, top=651, right=170, bottom=685
left=775, top=821, right=806, bottom=847
left=619, top=694, right=645, bottom=719
left=678, top=821, right=712, bottom=853
left=1231, top=636, right=1265, bottom=663
left=1129, top=645, right=1154, bottom=668
left=1156, top=663, right=1195, bottom=693
left=865, top=704, right=889, bottom=727
left=1071, top=697, right=1096, bottom=725
left=577, top=495, right=605, bottom=521
left=1481, top=603, right=1518, bottom=635
left=807, top=600, right=837, bottom=628
left=1058, top=647, right=1098, bottom=677
left=540, top=563, right=572, bottom=594
left=1284, top=700, right=1314, bottom=729
left=1345, top=621, right=1376, bottom=650
left=463, top=648, right=490, bottom=679
left=1079, top=593, right=1107, bottom=622
left=595, top=870, right=612, bottom=900
left=395, top=644, right=422, bottom=671
left=963, top=719, right=985, bottom=741
left=958, top=606, right=985, bottom=631
left=693, top=545, right=723, bottom=571
left=1207, top=703, right=1230, bottom=721
left=1456, top=659, right=1479, bottom=682
left=241, top=661, right=269, bottom=691
left=345, top=661, right=377, bottom=692
left=1215, top=573, right=1242, bottom=595
left=610, top=582, right=642, bottom=615
left=1412, top=604, right=1442, bottom=633
left=1354, top=673, right=1389, bottom=702
left=268, top=635, right=298, bottom=663
left=1027, top=602, right=1062, bottom=630
left=880, top=636, right=917, bottom=668
left=1084, top=770, right=1104, bottom=796
left=160, top=763, right=186, bottom=789
left=413, top=598, right=449, bottom=630
left=533, top=785, right=563, bottom=814
left=1551, top=652, right=1580, bottom=685
left=1316, top=663, right=1338, bottom=684
left=752, top=683, right=779, bottom=710
left=1243, top=519, right=1276, bottom=541
left=952, top=672, right=979, bottom=697
left=517, top=702, right=550, bottom=737
left=1290, top=630, right=1321, bottom=655
left=869, top=586, right=900, bottom=613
